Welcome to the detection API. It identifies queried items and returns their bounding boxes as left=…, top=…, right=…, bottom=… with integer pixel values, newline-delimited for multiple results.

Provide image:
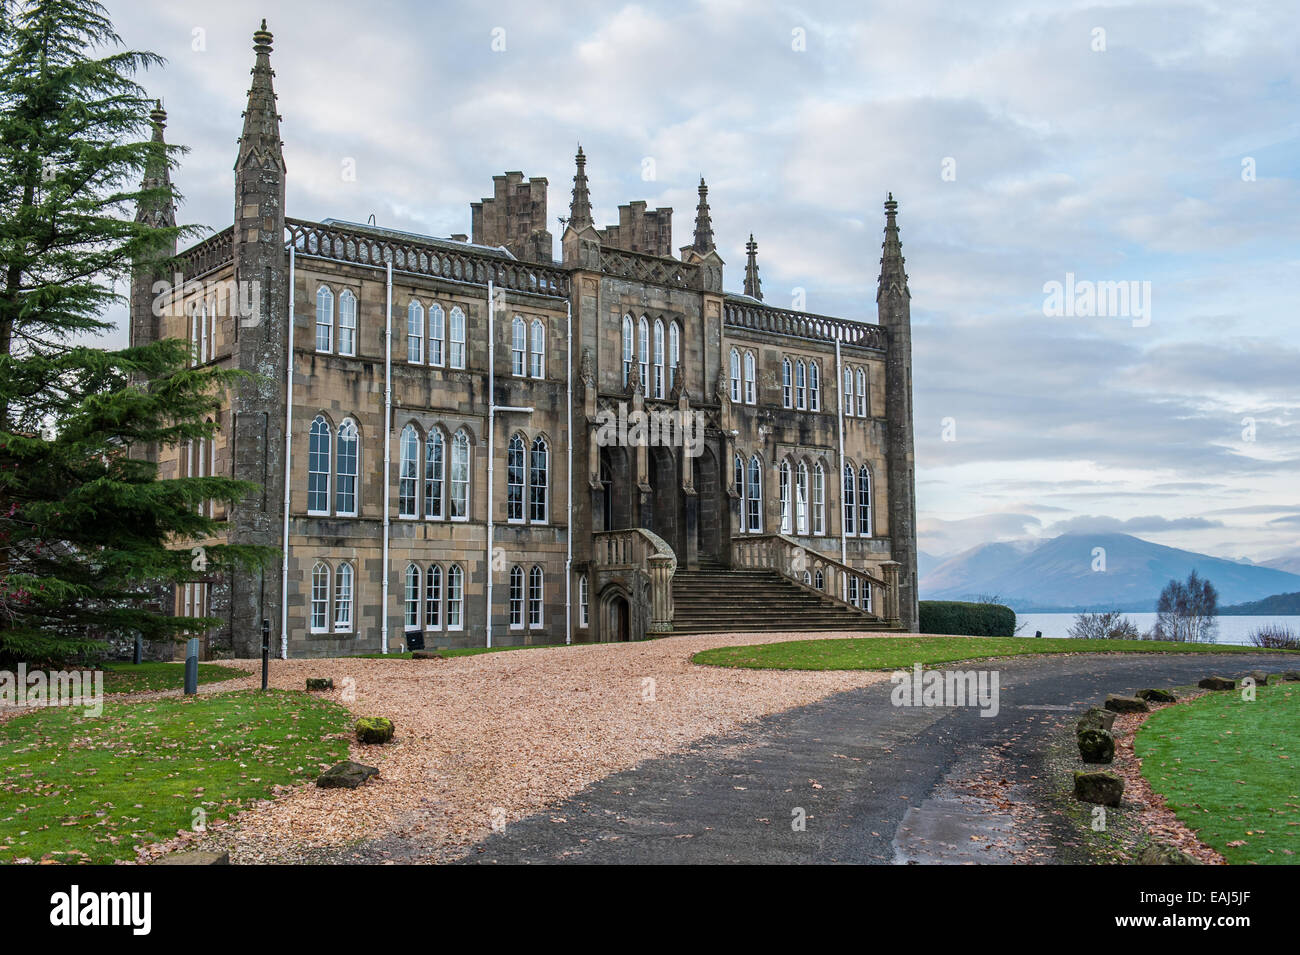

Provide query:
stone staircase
left=671, top=565, right=889, bottom=634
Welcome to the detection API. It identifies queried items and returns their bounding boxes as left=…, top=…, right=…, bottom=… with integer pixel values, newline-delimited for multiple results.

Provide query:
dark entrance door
left=695, top=445, right=721, bottom=562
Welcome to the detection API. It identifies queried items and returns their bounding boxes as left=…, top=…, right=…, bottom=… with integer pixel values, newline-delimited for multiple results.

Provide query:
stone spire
left=236, top=20, right=285, bottom=174
left=135, top=100, right=176, bottom=230
left=743, top=233, right=762, bottom=300
left=877, top=192, right=909, bottom=302
left=568, top=146, right=593, bottom=229
left=691, top=177, right=714, bottom=253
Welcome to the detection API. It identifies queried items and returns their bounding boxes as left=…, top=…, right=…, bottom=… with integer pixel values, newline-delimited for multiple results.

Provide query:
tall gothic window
left=856, top=367, right=867, bottom=417
left=315, top=285, right=333, bottom=353
left=334, top=562, right=354, bottom=631
left=843, top=366, right=854, bottom=417
left=510, top=315, right=526, bottom=376
left=338, top=289, right=357, bottom=356
left=578, top=574, right=589, bottom=628
left=308, top=415, right=330, bottom=515
left=743, top=351, right=756, bottom=405
left=729, top=348, right=741, bottom=402
left=399, top=425, right=419, bottom=518
left=796, top=461, right=809, bottom=535
left=623, top=315, right=634, bottom=387
left=404, top=564, right=420, bottom=630
left=734, top=454, right=745, bottom=532
left=638, top=316, right=649, bottom=397
left=446, top=564, right=464, bottom=629
left=668, top=321, right=680, bottom=392
left=653, top=319, right=665, bottom=398
left=809, top=362, right=820, bottom=412
left=530, top=319, right=545, bottom=378
left=528, top=565, right=544, bottom=629
left=747, top=455, right=762, bottom=532
left=843, top=465, right=856, bottom=535
left=408, top=300, right=424, bottom=363
left=311, top=562, right=330, bottom=632
left=529, top=436, right=549, bottom=524
left=506, top=435, right=525, bottom=523
left=424, top=429, right=444, bottom=520
left=428, top=303, right=445, bottom=366
left=450, top=429, right=470, bottom=520
left=779, top=460, right=791, bottom=533
left=795, top=360, right=807, bottom=409
left=509, top=566, right=524, bottom=629
left=449, top=306, right=466, bottom=369
left=425, top=564, right=442, bottom=629
left=336, top=419, right=358, bottom=516
left=782, top=358, right=792, bottom=408
left=859, top=465, right=872, bottom=537
left=812, top=462, right=825, bottom=535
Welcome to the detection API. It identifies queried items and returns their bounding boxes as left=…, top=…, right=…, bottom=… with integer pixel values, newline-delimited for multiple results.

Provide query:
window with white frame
left=429, top=303, right=445, bottom=366
left=338, top=289, right=357, bottom=356
left=530, top=318, right=545, bottom=378
left=743, top=351, right=756, bottom=404
left=843, top=465, right=856, bottom=536
left=623, top=315, right=634, bottom=387
left=311, top=562, right=330, bottom=632
left=653, top=319, right=665, bottom=398
left=638, top=316, right=649, bottom=397
left=729, top=348, right=741, bottom=402
left=733, top=454, right=745, bottom=532
left=859, top=465, right=872, bottom=537
left=450, top=430, right=470, bottom=520
left=509, top=565, right=524, bottom=629
left=578, top=574, right=589, bottom=628
left=842, top=366, right=853, bottom=417
left=449, top=306, right=466, bottom=369
left=334, top=562, right=353, bottom=631
left=813, top=462, right=825, bottom=535
left=315, top=286, right=333, bottom=353
left=425, top=564, right=442, bottom=629
left=446, top=564, right=464, bottom=629
left=510, top=315, right=526, bottom=376
left=795, top=360, right=807, bottom=409
left=782, top=358, right=792, bottom=408
left=856, top=367, right=867, bottom=417
left=747, top=455, right=762, bottom=532
left=336, top=419, right=358, bottom=516
left=399, top=425, right=419, bottom=518
left=408, top=300, right=424, bottom=363
left=506, top=435, right=525, bottom=523
left=809, top=362, right=820, bottom=411
left=424, top=429, right=443, bottom=520
left=779, top=460, right=791, bottom=533
left=796, top=461, right=809, bottom=535
left=404, top=563, right=420, bottom=630
left=529, top=436, right=548, bottom=524
left=308, top=416, right=330, bottom=515
left=668, top=322, right=680, bottom=392
left=528, top=565, right=543, bottom=629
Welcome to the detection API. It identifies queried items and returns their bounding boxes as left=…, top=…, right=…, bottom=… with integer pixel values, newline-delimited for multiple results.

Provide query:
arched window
left=450, top=430, right=470, bottom=520
left=859, top=466, right=872, bottom=537
left=408, top=300, right=425, bottom=363
left=733, top=454, right=745, bottom=532
left=743, top=351, right=756, bottom=404
left=315, top=285, right=333, bottom=353
left=424, top=429, right=444, bottom=520
left=334, top=562, right=354, bottom=631
left=578, top=574, right=589, bottom=628
left=796, top=461, right=809, bottom=535
left=779, top=460, right=791, bottom=533
left=425, top=564, right=442, bottom=629
left=310, top=562, right=330, bottom=633
left=781, top=358, right=792, bottom=408
left=847, top=576, right=859, bottom=607
left=812, top=462, right=825, bottom=535
left=622, top=314, right=634, bottom=387
left=843, top=465, right=856, bottom=536
left=399, top=425, right=419, bottom=518
left=308, top=415, right=330, bottom=515
left=199, top=299, right=209, bottom=363
left=506, top=434, right=525, bottom=523
left=528, top=565, right=544, bottom=629
left=668, top=321, right=680, bottom=392
left=814, top=569, right=825, bottom=590
left=747, top=456, right=762, bottom=532
left=446, top=564, right=464, bottom=629
left=510, top=315, right=526, bottom=376
left=653, top=319, right=665, bottom=398
left=638, top=316, right=650, bottom=397
left=856, top=367, right=867, bottom=417
left=404, top=563, right=421, bottom=630
left=428, top=303, right=445, bottom=366
left=188, top=303, right=200, bottom=366
left=843, top=366, right=853, bottom=417
left=449, top=306, right=466, bottom=369
left=809, top=362, right=820, bottom=412
left=795, top=360, right=807, bottom=409
left=338, top=289, right=357, bottom=356
left=529, top=436, right=548, bottom=524
left=508, top=565, right=524, bottom=629
left=530, top=318, right=545, bottom=378
left=336, top=419, right=358, bottom=516
left=729, top=348, right=741, bottom=402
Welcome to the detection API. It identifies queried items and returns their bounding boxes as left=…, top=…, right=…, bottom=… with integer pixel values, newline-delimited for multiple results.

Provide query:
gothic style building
left=131, top=23, right=919, bottom=658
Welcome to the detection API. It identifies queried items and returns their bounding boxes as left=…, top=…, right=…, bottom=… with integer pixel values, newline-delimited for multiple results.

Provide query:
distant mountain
left=1261, top=553, right=1300, bottom=576
left=917, top=550, right=945, bottom=579
left=1221, top=592, right=1300, bottom=615
left=919, top=533, right=1300, bottom=612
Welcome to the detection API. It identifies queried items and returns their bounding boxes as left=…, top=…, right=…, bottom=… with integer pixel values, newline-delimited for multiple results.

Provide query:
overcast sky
left=104, top=0, right=1299, bottom=561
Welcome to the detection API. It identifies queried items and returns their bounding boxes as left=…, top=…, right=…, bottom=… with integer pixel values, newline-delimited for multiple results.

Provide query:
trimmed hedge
left=918, top=601, right=1016, bottom=637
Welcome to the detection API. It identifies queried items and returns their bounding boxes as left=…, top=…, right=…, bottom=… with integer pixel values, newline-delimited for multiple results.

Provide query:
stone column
left=647, top=553, right=675, bottom=633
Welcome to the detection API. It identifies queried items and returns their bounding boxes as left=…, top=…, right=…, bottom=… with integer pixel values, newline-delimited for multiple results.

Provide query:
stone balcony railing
left=724, top=300, right=888, bottom=351
left=730, top=533, right=899, bottom=626
left=591, top=528, right=677, bottom=634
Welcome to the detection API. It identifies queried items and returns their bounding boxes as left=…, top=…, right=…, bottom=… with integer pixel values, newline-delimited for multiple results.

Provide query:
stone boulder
left=306, top=677, right=334, bottom=691
left=1104, top=694, right=1149, bottom=713
left=1076, top=706, right=1116, bottom=735
left=1246, top=670, right=1270, bottom=686
left=1074, top=771, right=1124, bottom=806
left=1136, top=843, right=1202, bottom=865
left=1136, top=688, right=1176, bottom=703
left=1197, top=676, right=1235, bottom=691
left=411, top=650, right=443, bottom=660
left=152, top=850, right=230, bottom=865
left=1282, top=670, right=1300, bottom=683
left=355, top=716, right=395, bottom=744
left=316, top=760, right=380, bottom=789
left=1078, top=728, right=1115, bottom=764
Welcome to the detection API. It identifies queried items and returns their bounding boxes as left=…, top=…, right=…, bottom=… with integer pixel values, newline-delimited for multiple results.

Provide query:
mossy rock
left=1076, top=706, right=1116, bottom=735
left=1246, top=670, right=1270, bottom=686
left=317, top=760, right=379, bottom=789
left=1136, top=687, right=1176, bottom=703
left=355, top=716, right=395, bottom=744
left=1078, top=728, right=1115, bottom=764
left=1282, top=670, right=1300, bottom=683
left=1197, top=676, right=1234, bottom=691
left=1136, top=842, right=1202, bottom=865
left=1104, top=694, right=1149, bottom=713
left=306, top=677, right=334, bottom=691
left=1074, top=771, right=1124, bottom=806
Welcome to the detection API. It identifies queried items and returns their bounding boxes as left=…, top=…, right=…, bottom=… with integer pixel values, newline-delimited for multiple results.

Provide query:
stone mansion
left=131, top=22, right=919, bottom=658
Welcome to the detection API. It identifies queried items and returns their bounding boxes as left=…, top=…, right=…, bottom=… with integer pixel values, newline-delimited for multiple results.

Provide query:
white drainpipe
left=279, top=246, right=296, bottom=659
left=381, top=261, right=393, bottom=653
left=564, top=298, right=573, bottom=646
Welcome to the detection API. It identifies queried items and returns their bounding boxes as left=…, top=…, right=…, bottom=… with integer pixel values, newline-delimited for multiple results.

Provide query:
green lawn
left=101, top=661, right=248, bottom=695
left=0, top=689, right=350, bottom=865
left=692, top=635, right=1299, bottom=671
left=1136, top=684, right=1299, bottom=864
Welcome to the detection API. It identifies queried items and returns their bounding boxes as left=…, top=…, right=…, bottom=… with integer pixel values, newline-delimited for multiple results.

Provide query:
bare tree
left=1149, top=571, right=1219, bottom=643
left=1068, top=611, right=1140, bottom=640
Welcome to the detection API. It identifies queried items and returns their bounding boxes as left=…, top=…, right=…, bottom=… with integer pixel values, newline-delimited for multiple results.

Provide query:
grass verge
left=100, top=661, right=248, bottom=695
left=1135, top=683, right=1299, bottom=864
left=692, top=635, right=1298, bottom=671
left=0, top=689, right=350, bottom=865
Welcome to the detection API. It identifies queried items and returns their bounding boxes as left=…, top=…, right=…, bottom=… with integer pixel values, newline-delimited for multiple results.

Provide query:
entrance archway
left=695, top=445, right=721, bottom=562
